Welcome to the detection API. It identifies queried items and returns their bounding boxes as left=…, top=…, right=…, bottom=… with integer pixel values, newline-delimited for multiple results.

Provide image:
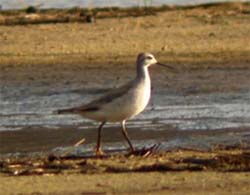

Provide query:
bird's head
left=136, top=53, right=157, bottom=67
left=136, top=52, right=176, bottom=71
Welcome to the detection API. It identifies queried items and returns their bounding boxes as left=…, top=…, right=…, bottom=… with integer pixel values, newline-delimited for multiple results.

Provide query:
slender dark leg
left=96, top=121, right=106, bottom=156
left=121, top=120, right=135, bottom=152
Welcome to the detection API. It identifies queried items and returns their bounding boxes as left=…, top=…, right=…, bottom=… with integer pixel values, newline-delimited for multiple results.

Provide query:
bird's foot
left=95, top=148, right=106, bottom=157
left=127, top=143, right=161, bottom=157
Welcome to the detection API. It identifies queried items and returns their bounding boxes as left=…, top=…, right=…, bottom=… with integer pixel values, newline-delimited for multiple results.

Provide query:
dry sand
left=0, top=2, right=250, bottom=68
left=1, top=148, right=250, bottom=195
left=1, top=172, right=250, bottom=195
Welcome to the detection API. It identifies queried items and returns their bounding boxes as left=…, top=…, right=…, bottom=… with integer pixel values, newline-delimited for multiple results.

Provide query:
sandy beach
left=1, top=2, right=250, bottom=68
left=1, top=172, right=250, bottom=195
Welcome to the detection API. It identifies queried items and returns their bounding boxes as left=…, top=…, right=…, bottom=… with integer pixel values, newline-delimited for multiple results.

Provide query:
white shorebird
left=58, top=53, right=174, bottom=156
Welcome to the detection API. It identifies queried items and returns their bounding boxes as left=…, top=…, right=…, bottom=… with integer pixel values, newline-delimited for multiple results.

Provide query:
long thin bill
left=156, top=62, right=177, bottom=72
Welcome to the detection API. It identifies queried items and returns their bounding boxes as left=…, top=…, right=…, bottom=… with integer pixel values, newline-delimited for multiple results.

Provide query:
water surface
left=0, top=0, right=248, bottom=10
left=0, top=67, right=250, bottom=154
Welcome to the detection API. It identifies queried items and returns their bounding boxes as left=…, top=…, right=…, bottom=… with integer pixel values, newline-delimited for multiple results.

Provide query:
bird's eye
left=146, top=56, right=153, bottom=60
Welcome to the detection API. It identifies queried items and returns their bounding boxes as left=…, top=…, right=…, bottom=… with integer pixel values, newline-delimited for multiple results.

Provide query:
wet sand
left=1, top=126, right=250, bottom=154
left=1, top=3, right=250, bottom=195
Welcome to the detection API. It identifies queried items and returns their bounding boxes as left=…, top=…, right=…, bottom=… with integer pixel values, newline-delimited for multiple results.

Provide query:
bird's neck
left=136, top=64, right=150, bottom=81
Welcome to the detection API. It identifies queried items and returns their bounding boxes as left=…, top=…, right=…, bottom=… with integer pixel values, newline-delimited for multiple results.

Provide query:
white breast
left=103, top=69, right=151, bottom=122
left=81, top=67, right=151, bottom=122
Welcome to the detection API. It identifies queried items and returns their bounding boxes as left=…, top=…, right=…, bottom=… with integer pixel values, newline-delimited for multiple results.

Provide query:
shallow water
left=0, top=0, right=247, bottom=10
left=0, top=67, right=250, bottom=154
left=1, top=92, right=250, bottom=131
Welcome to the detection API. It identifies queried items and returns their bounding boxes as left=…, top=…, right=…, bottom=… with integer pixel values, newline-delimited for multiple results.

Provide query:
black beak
left=155, top=62, right=177, bottom=72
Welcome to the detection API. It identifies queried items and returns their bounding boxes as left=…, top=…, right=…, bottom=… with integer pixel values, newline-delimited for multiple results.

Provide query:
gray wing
left=58, top=81, right=133, bottom=114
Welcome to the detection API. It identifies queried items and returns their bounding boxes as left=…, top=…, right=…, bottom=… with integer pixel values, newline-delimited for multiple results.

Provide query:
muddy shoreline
left=1, top=148, right=250, bottom=195
left=1, top=126, right=249, bottom=154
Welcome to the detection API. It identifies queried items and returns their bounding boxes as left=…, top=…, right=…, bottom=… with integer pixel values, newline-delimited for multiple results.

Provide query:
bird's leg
left=96, top=121, right=106, bottom=156
left=121, top=120, right=135, bottom=152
